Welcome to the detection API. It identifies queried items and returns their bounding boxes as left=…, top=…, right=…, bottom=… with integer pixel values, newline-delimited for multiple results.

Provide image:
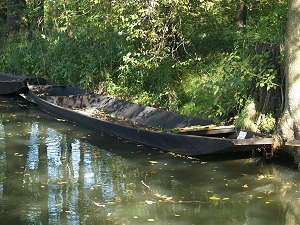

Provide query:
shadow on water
left=0, top=95, right=300, bottom=225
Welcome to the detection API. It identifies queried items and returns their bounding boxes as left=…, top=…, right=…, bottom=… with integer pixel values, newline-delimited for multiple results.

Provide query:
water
left=0, top=95, right=300, bottom=225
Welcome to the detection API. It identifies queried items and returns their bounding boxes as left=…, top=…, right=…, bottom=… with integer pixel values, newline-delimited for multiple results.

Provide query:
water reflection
left=0, top=95, right=300, bottom=224
left=0, top=121, right=5, bottom=199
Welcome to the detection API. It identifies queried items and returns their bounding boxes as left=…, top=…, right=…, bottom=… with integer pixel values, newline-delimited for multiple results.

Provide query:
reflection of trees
left=0, top=96, right=34, bottom=224
left=21, top=122, right=138, bottom=224
left=230, top=161, right=300, bottom=225
left=0, top=120, right=6, bottom=199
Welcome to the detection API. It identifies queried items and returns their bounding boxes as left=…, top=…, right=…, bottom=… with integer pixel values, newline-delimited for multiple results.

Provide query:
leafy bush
left=234, top=100, right=257, bottom=131
left=259, top=112, right=276, bottom=133
left=179, top=50, right=254, bottom=121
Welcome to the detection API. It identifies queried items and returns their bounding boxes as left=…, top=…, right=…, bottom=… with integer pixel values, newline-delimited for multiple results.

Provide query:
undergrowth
left=0, top=30, right=282, bottom=125
left=0, top=0, right=287, bottom=129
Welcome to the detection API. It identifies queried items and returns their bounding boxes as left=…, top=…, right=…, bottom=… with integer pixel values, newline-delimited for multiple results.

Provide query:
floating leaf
left=56, top=118, right=66, bottom=122
left=209, top=196, right=220, bottom=201
left=91, top=201, right=105, bottom=207
left=145, top=200, right=155, bottom=204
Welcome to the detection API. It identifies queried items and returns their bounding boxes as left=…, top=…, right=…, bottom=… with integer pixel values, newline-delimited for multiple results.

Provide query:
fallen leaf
left=145, top=200, right=155, bottom=204
left=209, top=196, right=220, bottom=201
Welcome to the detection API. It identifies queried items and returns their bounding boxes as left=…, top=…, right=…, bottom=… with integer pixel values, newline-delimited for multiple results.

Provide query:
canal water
left=0, top=95, right=300, bottom=225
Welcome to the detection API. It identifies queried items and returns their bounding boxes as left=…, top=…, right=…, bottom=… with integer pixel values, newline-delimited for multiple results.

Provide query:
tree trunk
left=0, top=6, right=7, bottom=23
left=277, top=0, right=300, bottom=141
left=29, top=0, right=44, bottom=30
left=5, top=0, right=26, bottom=36
left=235, top=1, right=247, bottom=28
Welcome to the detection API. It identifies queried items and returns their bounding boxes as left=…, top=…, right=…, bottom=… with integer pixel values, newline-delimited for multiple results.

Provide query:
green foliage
left=180, top=51, right=254, bottom=121
left=253, top=52, right=279, bottom=91
left=0, top=0, right=287, bottom=125
left=208, top=52, right=253, bottom=118
left=233, top=102, right=276, bottom=133
left=0, top=34, right=43, bottom=75
left=259, top=112, right=276, bottom=133
left=234, top=100, right=257, bottom=131
left=246, top=0, right=287, bottom=43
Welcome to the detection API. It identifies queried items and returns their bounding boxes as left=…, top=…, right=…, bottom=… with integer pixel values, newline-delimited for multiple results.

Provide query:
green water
left=0, top=95, right=299, bottom=225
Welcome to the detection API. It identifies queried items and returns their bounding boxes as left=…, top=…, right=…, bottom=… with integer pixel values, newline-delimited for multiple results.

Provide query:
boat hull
left=0, top=81, right=28, bottom=95
left=27, top=86, right=273, bottom=156
left=0, top=72, right=28, bottom=95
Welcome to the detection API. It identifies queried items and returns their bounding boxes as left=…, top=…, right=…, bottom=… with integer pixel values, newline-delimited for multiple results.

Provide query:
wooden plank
left=284, top=140, right=300, bottom=171
left=285, top=140, right=300, bottom=147
left=172, top=125, right=235, bottom=132
left=170, top=125, right=235, bottom=138
left=233, top=137, right=274, bottom=145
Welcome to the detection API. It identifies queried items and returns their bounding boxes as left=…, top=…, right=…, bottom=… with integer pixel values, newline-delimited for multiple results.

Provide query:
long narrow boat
left=0, top=72, right=28, bottom=95
left=26, top=82, right=274, bottom=156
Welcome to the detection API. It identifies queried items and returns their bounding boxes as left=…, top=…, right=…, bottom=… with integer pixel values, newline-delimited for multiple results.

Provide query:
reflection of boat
left=25, top=81, right=274, bottom=156
left=0, top=72, right=28, bottom=95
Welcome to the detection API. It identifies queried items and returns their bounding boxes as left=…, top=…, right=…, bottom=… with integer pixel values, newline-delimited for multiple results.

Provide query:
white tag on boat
left=237, top=131, right=247, bottom=139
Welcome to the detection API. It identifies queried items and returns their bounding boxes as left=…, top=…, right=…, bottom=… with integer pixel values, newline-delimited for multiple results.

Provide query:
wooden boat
left=25, top=81, right=274, bottom=156
left=0, top=72, right=28, bottom=95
